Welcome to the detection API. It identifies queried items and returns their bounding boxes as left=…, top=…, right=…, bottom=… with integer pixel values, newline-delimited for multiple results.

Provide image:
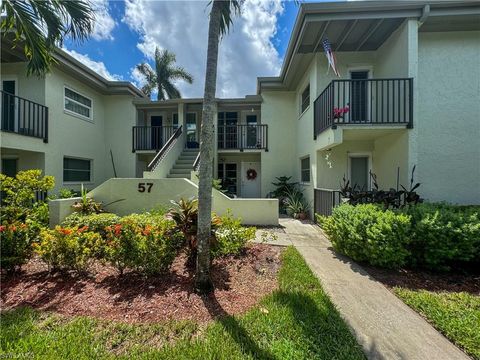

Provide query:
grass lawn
left=394, top=288, right=480, bottom=359
left=1, top=247, right=365, bottom=359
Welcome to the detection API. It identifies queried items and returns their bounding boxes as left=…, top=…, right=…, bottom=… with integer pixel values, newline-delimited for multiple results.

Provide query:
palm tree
left=1, top=0, right=94, bottom=76
left=135, top=48, right=194, bottom=100
left=195, top=0, right=241, bottom=293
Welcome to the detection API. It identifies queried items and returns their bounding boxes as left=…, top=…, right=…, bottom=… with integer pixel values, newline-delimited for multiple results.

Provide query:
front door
left=1, top=158, right=18, bottom=177
left=2, top=80, right=16, bottom=131
left=186, top=113, right=198, bottom=148
left=349, top=156, right=369, bottom=190
left=241, top=162, right=261, bottom=198
left=245, top=115, right=258, bottom=148
left=151, top=115, right=163, bottom=150
left=350, top=71, right=369, bottom=123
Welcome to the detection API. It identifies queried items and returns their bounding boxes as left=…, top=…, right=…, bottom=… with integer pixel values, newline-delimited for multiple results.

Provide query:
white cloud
left=123, top=0, right=284, bottom=98
left=91, top=0, right=116, bottom=41
left=63, top=48, right=122, bottom=81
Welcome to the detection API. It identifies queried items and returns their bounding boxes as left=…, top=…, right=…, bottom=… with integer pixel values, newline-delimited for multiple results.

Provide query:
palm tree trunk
left=195, top=0, right=222, bottom=293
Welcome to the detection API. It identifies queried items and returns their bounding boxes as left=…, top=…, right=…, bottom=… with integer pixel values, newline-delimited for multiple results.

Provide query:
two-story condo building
left=1, top=0, right=479, bottom=218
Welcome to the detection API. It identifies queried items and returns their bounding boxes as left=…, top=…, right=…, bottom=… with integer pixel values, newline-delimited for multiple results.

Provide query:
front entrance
left=1, top=158, right=18, bottom=177
left=186, top=113, right=198, bottom=148
left=151, top=115, right=163, bottom=150
left=2, top=79, right=16, bottom=132
left=241, top=162, right=261, bottom=198
left=348, top=154, right=370, bottom=190
left=350, top=71, right=369, bottom=123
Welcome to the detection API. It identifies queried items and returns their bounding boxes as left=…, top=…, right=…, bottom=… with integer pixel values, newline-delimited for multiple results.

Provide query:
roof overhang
left=258, top=0, right=480, bottom=93
left=133, top=95, right=263, bottom=110
left=1, top=34, right=145, bottom=98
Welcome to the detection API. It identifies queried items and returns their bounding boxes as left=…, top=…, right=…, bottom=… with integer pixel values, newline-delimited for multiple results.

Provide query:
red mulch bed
left=1, top=244, right=282, bottom=324
left=365, top=265, right=480, bottom=295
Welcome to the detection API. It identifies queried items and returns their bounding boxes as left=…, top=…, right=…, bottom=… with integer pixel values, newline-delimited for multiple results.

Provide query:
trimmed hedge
left=317, top=203, right=480, bottom=271
left=318, top=204, right=411, bottom=268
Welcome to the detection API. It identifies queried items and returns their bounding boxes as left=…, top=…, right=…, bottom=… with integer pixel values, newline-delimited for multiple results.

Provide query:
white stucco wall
left=416, top=31, right=480, bottom=204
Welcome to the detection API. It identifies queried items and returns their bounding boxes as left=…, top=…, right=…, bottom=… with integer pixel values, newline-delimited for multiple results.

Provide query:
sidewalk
left=257, top=218, right=469, bottom=360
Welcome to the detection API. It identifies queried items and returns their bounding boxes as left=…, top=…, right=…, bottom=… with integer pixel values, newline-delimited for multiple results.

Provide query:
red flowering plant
left=333, top=106, right=350, bottom=119
left=0, top=221, right=31, bottom=272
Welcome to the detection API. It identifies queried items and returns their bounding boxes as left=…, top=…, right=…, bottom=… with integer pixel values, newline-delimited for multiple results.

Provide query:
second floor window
left=64, top=87, right=92, bottom=120
left=301, top=84, right=310, bottom=114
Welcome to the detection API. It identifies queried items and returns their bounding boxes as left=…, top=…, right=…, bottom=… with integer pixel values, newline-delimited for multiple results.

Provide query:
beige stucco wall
left=80, top=178, right=278, bottom=225
left=260, top=91, right=297, bottom=196
left=416, top=30, right=480, bottom=204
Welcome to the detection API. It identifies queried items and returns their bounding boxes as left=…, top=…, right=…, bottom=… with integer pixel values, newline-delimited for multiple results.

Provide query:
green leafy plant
left=62, top=213, right=121, bottom=238
left=269, top=176, right=298, bottom=213
left=0, top=222, right=32, bottom=272
left=104, top=217, right=180, bottom=275
left=403, top=203, right=480, bottom=270
left=320, top=204, right=411, bottom=268
left=58, top=188, right=76, bottom=199
left=71, top=184, right=103, bottom=215
left=285, top=188, right=310, bottom=220
left=35, top=226, right=103, bottom=273
left=212, top=211, right=256, bottom=258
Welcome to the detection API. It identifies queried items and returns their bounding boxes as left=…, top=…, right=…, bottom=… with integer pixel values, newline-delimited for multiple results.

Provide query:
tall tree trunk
left=195, top=0, right=221, bottom=293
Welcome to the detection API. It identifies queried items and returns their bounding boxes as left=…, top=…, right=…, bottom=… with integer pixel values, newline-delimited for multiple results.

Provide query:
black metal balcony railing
left=314, top=78, right=413, bottom=138
left=132, top=126, right=176, bottom=152
left=1, top=90, right=48, bottom=142
left=217, top=124, right=268, bottom=151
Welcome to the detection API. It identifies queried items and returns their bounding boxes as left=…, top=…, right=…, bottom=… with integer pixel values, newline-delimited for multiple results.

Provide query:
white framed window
left=63, top=157, right=92, bottom=183
left=301, top=84, right=310, bottom=114
left=300, top=156, right=310, bottom=183
left=64, top=86, right=92, bottom=120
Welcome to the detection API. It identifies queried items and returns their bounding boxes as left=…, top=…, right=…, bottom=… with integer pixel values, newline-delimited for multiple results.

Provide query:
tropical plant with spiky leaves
left=135, top=47, right=193, bottom=100
left=1, top=0, right=94, bottom=76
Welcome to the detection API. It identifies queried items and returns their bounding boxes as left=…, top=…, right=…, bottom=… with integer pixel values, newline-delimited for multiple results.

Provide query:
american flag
left=322, top=38, right=340, bottom=77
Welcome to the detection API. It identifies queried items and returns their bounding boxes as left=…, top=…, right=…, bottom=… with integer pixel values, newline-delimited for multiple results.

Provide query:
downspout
left=418, top=4, right=430, bottom=27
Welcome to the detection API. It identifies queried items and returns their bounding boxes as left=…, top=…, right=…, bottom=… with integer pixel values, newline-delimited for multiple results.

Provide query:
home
left=1, top=0, right=479, bottom=220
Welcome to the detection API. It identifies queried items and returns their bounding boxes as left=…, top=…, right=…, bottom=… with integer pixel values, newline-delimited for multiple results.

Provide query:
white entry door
left=241, top=162, right=261, bottom=198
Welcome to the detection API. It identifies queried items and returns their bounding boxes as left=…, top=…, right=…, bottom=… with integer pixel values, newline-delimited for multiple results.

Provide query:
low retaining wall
left=49, top=178, right=278, bottom=226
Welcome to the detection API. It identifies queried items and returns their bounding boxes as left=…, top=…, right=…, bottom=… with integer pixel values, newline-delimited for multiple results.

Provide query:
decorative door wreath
left=246, top=168, right=257, bottom=180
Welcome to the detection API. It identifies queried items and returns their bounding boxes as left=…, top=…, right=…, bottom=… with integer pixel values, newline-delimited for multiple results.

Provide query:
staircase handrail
left=147, top=126, right=183, bottom=171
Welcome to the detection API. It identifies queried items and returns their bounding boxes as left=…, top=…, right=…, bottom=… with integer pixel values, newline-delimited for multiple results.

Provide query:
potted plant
left=285, top=188, right=310, bottom=220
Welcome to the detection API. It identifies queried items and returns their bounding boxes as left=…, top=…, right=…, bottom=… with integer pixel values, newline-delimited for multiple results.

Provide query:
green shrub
left=35, top=227, right=103, bottom=273
left=320, top=204, right=411, bottom=268
left=403, top=203, right=480, bottom=270
left=62, top=213, right=121, bottom=237
left=104, top=216, right=180, bottom=275
left=0, top=222, right=32, bottom=272
left=212, top=212, right=256, bottom=258
left=0, top=170, right=55, bottom=271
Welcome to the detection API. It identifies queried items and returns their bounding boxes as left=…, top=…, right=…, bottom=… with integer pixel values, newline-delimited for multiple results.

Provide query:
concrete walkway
left=257, top=218, right=469, bottom=360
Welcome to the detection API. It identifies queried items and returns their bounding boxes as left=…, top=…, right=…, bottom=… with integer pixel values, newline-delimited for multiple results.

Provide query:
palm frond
left=163, top=81, right=182, bottom=99
left=215, top=0, right=242, bottom=38
left=1, top=0, right=94, bottom=76
left=170, top=67, right=194, bottom=84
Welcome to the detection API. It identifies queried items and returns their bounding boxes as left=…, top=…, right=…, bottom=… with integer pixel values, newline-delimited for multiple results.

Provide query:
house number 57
left=138, top=182, right=153, bottom=193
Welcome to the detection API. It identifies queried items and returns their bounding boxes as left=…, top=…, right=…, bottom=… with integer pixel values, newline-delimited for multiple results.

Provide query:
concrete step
left=172, top=164, right=193, bottom=170
left=176, top=159, right=195, bottom=164
left=167, top=173, right=190, bottom=178
left=171, top=168, right=191, bottom=174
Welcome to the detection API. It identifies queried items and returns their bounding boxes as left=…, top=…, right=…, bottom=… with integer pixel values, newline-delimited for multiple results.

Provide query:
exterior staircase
left=167, top=148, right=198, bottom=178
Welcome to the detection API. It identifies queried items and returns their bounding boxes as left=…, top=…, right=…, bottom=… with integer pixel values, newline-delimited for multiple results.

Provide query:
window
left=301, top=157, right=310, bottom=183
left=64, top=87, right=92, bottom=120
left=64, top=157, right=91, bottom=182
left=301, top=84, right=310, bottom=114
left=217, top=163, right=237, bottom=196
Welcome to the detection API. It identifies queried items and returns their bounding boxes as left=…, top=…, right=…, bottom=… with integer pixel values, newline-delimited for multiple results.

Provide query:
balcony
left=217, top=124, right=268, bottom=151
left=1, top=90, right=48, bottom=142
left=132, top=126, right=176, bottom=152
left=314, top=78, right=413, bottom=138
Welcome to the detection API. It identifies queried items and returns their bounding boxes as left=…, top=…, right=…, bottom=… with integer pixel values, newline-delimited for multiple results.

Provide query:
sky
left=63, top=0, right=304, bottom=99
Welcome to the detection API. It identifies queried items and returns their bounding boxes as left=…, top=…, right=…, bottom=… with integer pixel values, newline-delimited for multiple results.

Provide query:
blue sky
left=62, top=1, right=309, bottom=98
